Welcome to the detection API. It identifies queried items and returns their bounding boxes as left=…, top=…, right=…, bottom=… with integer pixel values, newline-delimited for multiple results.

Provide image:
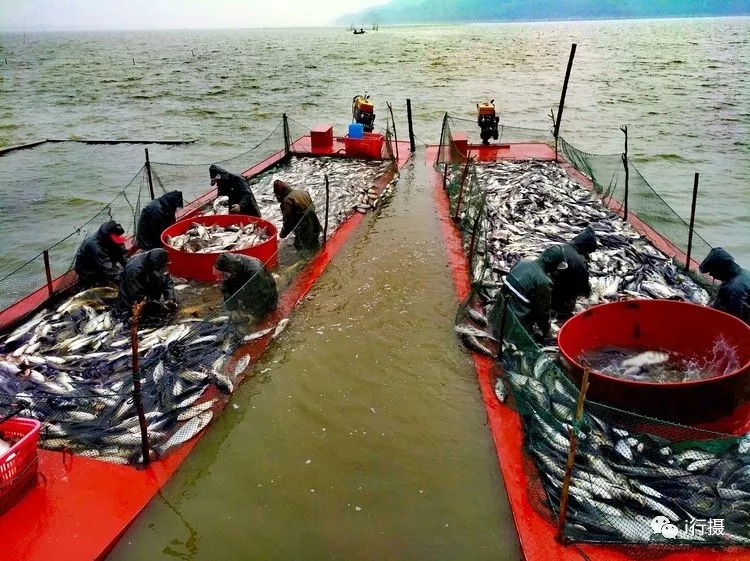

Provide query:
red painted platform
left=0, top=138, right=411, bottom=561
left=427, top=143, right=749, bottom=561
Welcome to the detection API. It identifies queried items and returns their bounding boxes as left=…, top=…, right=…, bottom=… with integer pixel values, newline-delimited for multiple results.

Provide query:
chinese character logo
left=651, top=516, right=679, bottom=539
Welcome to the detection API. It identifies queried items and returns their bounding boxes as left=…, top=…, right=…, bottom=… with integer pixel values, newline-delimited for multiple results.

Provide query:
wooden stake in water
left=130, top=300, right=151, bottom=467
left=556, top=360, right=591, bottom=544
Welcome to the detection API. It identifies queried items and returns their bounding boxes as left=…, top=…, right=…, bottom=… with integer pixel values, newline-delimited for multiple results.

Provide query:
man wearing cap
left=208, top=164, right=261, bottom=217
left=699, top=247, right=750, bottom=325
left=74, top=220, right=129, bottom=288
left=273, top=179, right=322, bottom=252
left=135, top=190, right=184, bottom=251
left=539, top=226, right=599, bottom=319
left=213, top=253, right=278, bottom=319
left=117, top=248, right=177, bottom=323
left=490, top=246, right=568, bottom=343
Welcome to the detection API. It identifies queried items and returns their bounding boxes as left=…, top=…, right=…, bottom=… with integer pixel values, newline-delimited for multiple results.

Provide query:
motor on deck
left=352, top=94, right=376, bottom=133
left=477, top=100, right=499, bottom=145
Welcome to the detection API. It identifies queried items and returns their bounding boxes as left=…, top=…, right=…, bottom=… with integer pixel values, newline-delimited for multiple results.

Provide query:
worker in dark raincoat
left=539, top=226, right=599, bottom=319
left=135, top=190, right=184, bottom=250
left=273, top=179, right=322, bottom=252
left=214, top=253, right=278, bottom=319
left=117, top=248, right=177, bottom=322
left=699, top=247, right=750, bottom=325
left=492, top=246, right=568, bottom=342
left=209, top=164, right=261, bottom=217
left=74, top=220, right=128, bottom=288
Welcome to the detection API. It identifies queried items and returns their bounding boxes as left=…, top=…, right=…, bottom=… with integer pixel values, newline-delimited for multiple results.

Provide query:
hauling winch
left=352, top=94, right=376, bottom=133
left=477, top=100, right=499, bottom=145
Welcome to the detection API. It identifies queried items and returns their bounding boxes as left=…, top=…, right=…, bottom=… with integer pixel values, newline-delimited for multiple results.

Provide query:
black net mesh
left=0, top=114, right=400, bottom=466
left=0, top=166, right=151, bottom=322
left=440, top=114, right=749, bottom=549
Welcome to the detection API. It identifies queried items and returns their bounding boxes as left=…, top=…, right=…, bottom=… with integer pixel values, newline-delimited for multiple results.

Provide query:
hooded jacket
left=215, top=253, right=278, bottom=317
left=118, top=248, right=175, bottom=315
left=273, top=180, right=322, bottom=250
left=74, top=220, right=128, bottom=287
left=209, top=164, right=261, bottom=218
left=501, top=246, right=567, bottom=338
left=540, top=226, right=598, bottom=311
left=699, top=247, right=750, bottom=323
left=136, top=190, right=184, bottom=250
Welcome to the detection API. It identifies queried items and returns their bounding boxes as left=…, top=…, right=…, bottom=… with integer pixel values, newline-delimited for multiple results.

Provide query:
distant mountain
left=335, top=0, right=749, bottom=25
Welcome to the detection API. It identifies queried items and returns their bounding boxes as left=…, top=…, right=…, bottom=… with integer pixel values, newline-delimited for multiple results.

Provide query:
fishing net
left=439, top=113, right=749, bottom=549
left=0, top=114, right=400, bottom=466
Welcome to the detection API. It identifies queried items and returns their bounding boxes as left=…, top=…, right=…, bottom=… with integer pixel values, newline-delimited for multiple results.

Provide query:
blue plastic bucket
left=348, top=123, right=364, bottom=139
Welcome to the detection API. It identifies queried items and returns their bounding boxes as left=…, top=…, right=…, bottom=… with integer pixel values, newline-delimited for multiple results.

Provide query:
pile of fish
left=202, top=156, right=398, bottom=232
left=0, top=286, right=282, bottom=464
left=455, top=160, right=710, bottom=337
left=494, top=351, right=750, bottom=545
left=165, top=222, right=270, bottom=253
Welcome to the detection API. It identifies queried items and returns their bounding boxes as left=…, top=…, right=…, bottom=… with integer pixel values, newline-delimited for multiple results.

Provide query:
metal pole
left=282, top=113, right=290, bottom=156
left=145, top=148, right=155, bottom=200
left=556, top=362, right=591, bottom=544
left=453, top=155, right=471, bottom=221
left=42, top=250, right=54, bottom=297
left=406, top=98, right=416, bottom=153
left=438, top=113, right=448, bottom=165
left=686, top=172, right=700, bottom=271
left=553, top=44, right=577, bottom=143
left=386, top=101, right=399, bottom=162
left=323, top=174, right=330, bottom=246
left=621, top=125, right=629, bottom=220
left=129, top=300, right=151, bottom=467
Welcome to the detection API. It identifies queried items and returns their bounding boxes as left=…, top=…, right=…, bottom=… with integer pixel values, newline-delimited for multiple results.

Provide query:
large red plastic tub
left=0, top=418, right=41, bottom=514
left=161, top=215, right=278, bottom=282
left=557, top=299, right=750, bottom=426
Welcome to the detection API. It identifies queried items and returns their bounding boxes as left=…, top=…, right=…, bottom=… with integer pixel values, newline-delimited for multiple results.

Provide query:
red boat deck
left=0, top=139, right=411, bottom=561
left=427, top=142, right=750, bottom=561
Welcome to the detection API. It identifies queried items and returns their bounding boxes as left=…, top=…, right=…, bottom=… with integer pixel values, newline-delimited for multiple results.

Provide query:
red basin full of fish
left=161, top=214, right=278, bottom=282
left=557, top=299, right=750, bottom=427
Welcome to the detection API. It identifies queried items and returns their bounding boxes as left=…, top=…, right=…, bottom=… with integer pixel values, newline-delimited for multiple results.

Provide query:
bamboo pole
left=130, top=300, right=151, bottom=466
left=556, top=361, right=591, bottom=543
left=42, top=250, right=54, bottom=298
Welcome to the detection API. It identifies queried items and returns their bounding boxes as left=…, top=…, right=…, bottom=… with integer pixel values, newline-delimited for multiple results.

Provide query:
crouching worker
left=74, top=220, right=128, bottom=288
left=491, top=246, right=568, bottom=344
left=214, top=253, right=278, bottom=320
left=699, top=247, right=750, bottom=325
left=209, top=164, right=261, bottom=217
left=135, top=190, right=184, bottom=250
left=540, top=226, right=598, bottom=320
left=118, top=248, right=177, bottom=325
left=273, top=179, right=322, bottom=253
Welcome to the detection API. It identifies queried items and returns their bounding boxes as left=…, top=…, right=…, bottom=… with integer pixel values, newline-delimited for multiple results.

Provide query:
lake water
left=0, top=17, right=748, bottom=559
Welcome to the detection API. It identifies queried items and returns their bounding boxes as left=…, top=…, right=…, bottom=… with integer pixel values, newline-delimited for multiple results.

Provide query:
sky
left=0, top=0, right=392, bottom=31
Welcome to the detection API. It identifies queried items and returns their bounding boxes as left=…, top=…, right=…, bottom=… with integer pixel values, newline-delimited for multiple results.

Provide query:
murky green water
left=106, top=151, right=520, bottom=560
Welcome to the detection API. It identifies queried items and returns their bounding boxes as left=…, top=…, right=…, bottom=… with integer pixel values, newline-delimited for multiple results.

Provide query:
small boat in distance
left=353, top=28, right=366, bottom=35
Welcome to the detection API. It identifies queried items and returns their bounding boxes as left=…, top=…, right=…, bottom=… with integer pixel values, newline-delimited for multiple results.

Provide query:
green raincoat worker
left=492, top=246, right=568, bottom=343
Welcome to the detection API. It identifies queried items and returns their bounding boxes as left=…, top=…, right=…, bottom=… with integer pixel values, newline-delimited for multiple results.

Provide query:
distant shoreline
left=1, top=14, right=749, bottom=33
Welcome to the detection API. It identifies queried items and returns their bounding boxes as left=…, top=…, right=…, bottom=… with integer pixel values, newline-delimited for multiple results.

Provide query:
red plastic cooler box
left=344, top=132, right=385, bottom=159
